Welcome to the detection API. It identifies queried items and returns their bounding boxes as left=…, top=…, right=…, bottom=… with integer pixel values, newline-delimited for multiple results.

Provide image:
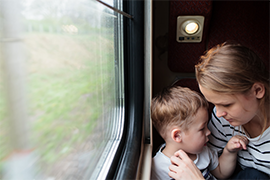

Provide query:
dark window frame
left=106, top=0, right=144, bottom=179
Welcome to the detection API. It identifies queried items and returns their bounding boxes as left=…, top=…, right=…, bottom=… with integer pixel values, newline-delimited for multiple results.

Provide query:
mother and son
left=151, top=42, right=270, bottom=179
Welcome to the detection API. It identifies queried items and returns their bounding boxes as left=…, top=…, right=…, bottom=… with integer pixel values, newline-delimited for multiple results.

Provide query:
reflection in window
left=0, top=0, right=124, bottom=179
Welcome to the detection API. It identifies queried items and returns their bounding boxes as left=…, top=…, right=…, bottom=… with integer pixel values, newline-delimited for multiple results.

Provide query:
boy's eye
left=200, top=127, right=205, bottom=131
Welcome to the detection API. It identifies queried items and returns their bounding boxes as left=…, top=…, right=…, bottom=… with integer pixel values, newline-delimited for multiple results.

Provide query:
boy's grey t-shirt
left=151, top=144, right=219, bottom=180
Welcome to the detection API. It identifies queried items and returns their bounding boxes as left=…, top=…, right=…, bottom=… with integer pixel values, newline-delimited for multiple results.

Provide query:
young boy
left=151, top=86, right=249, bottom=180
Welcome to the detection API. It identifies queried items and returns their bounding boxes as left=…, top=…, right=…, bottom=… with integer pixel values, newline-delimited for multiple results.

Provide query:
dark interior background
left=152, top=0, right=269, bottom=155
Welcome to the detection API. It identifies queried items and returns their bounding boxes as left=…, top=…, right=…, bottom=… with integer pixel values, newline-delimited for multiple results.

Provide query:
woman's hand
left=169, top=150, right=204, bottom=180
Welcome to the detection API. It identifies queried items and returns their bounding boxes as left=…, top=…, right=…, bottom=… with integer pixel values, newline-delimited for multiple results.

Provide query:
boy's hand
left=225, top=135, right=249, bottom=153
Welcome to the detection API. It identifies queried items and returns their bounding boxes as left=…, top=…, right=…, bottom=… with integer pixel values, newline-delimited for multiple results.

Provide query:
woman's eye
left=223, top=104, right=231, bottom=107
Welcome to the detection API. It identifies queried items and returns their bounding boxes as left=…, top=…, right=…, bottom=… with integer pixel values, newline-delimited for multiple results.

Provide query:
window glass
left=0, top=27, right=11, bottom=175
left=0, top=0, right=124, bottom=179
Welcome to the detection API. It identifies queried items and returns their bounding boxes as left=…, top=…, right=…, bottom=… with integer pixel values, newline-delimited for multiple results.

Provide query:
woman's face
left=199, top=85, right=261, bottom=126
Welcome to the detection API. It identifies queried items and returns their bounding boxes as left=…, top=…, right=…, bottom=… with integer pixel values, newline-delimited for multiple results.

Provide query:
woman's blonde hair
left=151, top=86, right=208, bottom=139
left=195, top=42, right=269, bottom=134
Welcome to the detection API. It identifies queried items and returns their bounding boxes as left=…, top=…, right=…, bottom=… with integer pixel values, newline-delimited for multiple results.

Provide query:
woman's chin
left=228, top=121, right=241, bottom=127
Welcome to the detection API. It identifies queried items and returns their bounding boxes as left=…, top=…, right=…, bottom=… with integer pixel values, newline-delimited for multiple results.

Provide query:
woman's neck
left=243, top=122, right=261, bottom=138
left=243, top=114, right=270, bottom=138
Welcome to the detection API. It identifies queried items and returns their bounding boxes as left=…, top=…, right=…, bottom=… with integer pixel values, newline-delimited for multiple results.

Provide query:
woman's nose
left=216, top=106, right=226, bottom=118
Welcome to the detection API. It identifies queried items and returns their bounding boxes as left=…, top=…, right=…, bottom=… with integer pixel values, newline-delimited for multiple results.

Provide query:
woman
left=169, top=42, right=270, bottom=179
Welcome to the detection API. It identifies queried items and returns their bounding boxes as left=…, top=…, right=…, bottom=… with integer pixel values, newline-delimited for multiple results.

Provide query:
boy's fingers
left=239, top=139, right=247, bottom=149
left=234, top=136, right=248, bottom=150
left=244, top=137, right=249, bottom=144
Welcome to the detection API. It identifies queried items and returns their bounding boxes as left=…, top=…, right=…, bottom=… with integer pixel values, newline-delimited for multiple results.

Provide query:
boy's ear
left=171, top=128, right=182, bottom=143
left=252, top=82, right=265, bottom=99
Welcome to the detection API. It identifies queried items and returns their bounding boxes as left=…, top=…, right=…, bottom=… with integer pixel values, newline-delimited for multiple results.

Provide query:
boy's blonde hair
left=195, top=42, right=270, bottom=134
left=151, top=86, right=208, bottom=139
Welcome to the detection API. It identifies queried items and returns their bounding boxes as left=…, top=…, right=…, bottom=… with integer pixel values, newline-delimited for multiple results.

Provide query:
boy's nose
left=206, top=128, right=211, bottom=136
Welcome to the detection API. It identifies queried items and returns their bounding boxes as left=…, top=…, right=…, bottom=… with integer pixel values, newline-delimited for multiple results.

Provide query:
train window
left=0, top=0, right=125, bottom=179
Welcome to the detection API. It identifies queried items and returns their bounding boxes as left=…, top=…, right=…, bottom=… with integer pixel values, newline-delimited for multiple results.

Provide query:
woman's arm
left=169, top=150, right=204, bottom=180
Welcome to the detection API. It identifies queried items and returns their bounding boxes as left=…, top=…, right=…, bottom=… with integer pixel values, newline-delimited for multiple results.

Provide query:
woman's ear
left=252, top=82, right=265, bottom=99
left=171, top=128, right=182, bottom=143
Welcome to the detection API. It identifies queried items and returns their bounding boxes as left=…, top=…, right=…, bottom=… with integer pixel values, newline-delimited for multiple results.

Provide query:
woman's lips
left=225, top=118, right=233, bottom=122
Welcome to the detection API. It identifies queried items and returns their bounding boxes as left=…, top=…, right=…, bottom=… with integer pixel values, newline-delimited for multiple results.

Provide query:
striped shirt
left=208, top=107, right=270, bottom=175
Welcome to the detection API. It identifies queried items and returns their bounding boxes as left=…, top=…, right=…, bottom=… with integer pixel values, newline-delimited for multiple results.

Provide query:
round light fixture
left=177, top=16, right=205, bottom=43
left=182, top=20, right=199, bottom=35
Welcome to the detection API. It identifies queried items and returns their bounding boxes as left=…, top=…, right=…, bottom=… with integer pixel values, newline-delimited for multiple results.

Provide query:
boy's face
left=181, top=107, right=210, bottom=155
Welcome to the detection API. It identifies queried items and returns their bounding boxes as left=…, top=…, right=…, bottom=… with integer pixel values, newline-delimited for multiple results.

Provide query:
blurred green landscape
left=0, top=27, right=115, bottom=176
left=0, top=1, right=117, bottom=177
